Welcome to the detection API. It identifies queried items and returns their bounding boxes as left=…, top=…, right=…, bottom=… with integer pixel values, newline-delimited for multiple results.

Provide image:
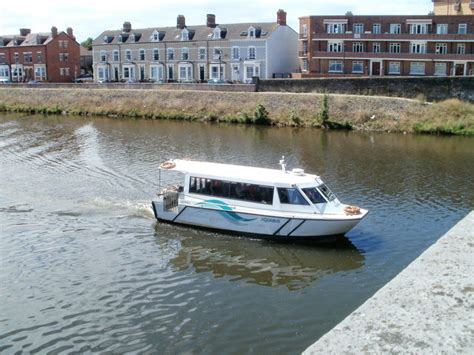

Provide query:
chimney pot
left=51, top=26, right=58, bottom=37
left=66, top=27, right=75, bottom=39
left=177, top=15, right=186, bottom=29
left=207, top=14, right=216, bottom=28
left=277, top=9, right=287, bottom=26
left=122, top=21, right=132, bottom=33
left=20, top=28, right=31, bottom=36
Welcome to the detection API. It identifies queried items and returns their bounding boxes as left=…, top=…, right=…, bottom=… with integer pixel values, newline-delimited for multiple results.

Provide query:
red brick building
left=297, top=14, right=474, bottom=77
left=0, top=27, right=80, bottom=82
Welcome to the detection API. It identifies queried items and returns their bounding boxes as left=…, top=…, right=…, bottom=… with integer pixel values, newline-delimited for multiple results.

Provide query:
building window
left=181, top=48, right=189, bottom=60
left=388, top=62, right=400, bottom=75
left=435, top=43, right=447, bottom=54
left=167, top=48, right=174, bottom=60
left=410, top=24, right=428, bottom=35
left=34, top=66, right=46, bottom=81
left=59, top=53, right=68, bottom=62
left=328, top=60, right=343, bottom=73
left=353, top=42, right=364, bottom=53
left=328, top=41, right=343, bottom=52
left=153, top=49, right=159, bottom=61
left=213, top=47, right=222, bottom=60
left=373, top=43, right=381, bottom=53
left=303, top=59, right=308, bottom=72
left=327, top=23, right=346, bottom=34
left=150, top=64, right=164, bottom=81
left=125, top=49, right=132, bottom=61
left=13, top=52, right=19, bottom=63
left=458, top=24, right=467, bottom=35
left=248, top=28, right=255, bottom=38
left=117, top=35, right=123, bottom=43
left=0, top=66, right=9, bottom=77
left=129, top=34, right=135, bottom=43
left=152, top=31, right=160, bottom=41
left=212, top=27, right=221, bottom=39
left=389, top=43, right=400, bottom=53
left=390, top=24, right=401, bottom=34
left=209, top=64, right=224, bottom=79
left=410, top=42, right=427, bottom=54
left=198, top=48, right=206, bottom=60
left=23, top=52, right=32, bottom=63
left=139, top=49, right=145, bottom=61
left=248, top=47, right=256, bottom=60
left=178, top=63, right=193, bottom=81
left=181, top=31, right=189, bottom=41
left=353, top=23, right=364, bottom=34
left=232, top=47, right=240, bottom=60
left=36, top=52, right=43, bottom=63
left=352, top=61, right=364, bottom=73
left=410, top=62, right=425, bottom=75
left=434, top=63, right=447, bottom=76
left=302, top=24, right=308, bottom=37
left=457, top=43, right=465, bottom=55
left=123, top=66, right=135, bottom=79
left=59, top=40, right=68, bottom=48
left=372, top=24, right=381, bottom=34
left=437, top=24, right=448, bottom=35
left=113, top=50, right=119, bottom=61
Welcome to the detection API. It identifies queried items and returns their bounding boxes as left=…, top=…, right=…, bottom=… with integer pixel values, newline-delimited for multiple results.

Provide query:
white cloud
left=0, top=0, right=433, bottom=42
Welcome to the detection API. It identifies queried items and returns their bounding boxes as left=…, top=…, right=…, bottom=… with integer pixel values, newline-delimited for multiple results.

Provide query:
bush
left=254, top=104, right=271, bottom=125
left=319, top=94, right=329, bottom=128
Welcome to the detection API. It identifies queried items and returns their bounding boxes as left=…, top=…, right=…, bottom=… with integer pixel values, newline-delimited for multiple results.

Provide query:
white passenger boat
left=151, top=158, right=368, bottom=241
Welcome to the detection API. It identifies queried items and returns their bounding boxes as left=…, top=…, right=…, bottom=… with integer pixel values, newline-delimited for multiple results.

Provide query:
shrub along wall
left=257, top=77, right=474, bottom=102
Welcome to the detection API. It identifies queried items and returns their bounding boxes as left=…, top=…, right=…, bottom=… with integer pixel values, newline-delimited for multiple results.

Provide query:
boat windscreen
left=318, top=184, right=336, bottom=201
left=302, top=187, right=327, bottom=204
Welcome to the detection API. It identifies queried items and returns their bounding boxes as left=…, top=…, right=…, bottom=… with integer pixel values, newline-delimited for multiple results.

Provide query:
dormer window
left=212, top=27, right=221, bottom=39
left=103, top=35, right=108, bottom=43
left=117, top=35, right=123, bottom=43
left=151, top=31, right=160, bottom=42
left=181, top=29, right=189, bottom=41
left=248, top=27, right=256, bottom=38
left=129, top=34, right=135, bottom=43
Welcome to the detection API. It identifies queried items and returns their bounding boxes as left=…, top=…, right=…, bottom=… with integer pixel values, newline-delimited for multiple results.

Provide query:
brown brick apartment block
left=0, top=27, right=80, bottom=82
left=297, top=11, right=474, bottom=78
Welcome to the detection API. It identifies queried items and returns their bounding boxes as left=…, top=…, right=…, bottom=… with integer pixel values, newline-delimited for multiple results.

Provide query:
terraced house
left=0, top=27, right=80, bottom=82
left=298, top=7, right=474, bottom=77
left=92, top=10, right=298, bottom=83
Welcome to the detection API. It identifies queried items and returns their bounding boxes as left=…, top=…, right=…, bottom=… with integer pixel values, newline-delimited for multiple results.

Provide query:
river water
left=0, top=113, right=473, bottom=354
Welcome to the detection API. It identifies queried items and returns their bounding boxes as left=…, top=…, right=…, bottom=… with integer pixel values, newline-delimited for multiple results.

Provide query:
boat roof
left=164, top=159, right=321, bottom=186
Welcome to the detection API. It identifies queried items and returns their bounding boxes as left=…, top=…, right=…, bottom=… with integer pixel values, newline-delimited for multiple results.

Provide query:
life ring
left=344, top=205, right=361, bottom=216
left=160, top=161, right=176, bottom=169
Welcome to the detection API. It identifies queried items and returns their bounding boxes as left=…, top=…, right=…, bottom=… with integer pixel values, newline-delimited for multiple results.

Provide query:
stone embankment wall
left=4, top=82, right=256, bottom=92
left=257, top=77, right=474, bottom=102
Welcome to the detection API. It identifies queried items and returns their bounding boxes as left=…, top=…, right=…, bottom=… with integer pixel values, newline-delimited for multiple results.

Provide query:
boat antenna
left=279, top=156, right=287, bottom=172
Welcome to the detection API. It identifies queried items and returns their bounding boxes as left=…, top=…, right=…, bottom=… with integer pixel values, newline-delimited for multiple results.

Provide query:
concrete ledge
left=304, top=211, right=474, bottom=354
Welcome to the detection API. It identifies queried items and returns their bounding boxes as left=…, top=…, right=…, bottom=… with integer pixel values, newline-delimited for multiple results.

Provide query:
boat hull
left=152, top=201, right=365, bottom=240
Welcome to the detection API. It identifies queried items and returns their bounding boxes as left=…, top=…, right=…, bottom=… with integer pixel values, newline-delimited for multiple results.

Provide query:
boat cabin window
left=302, top=187, right=327, bottom=204
left=277, top=188, right=309, bottom=205
left=318, top=184, right=336, bottom=201
left=189, top=177, right=274, bottom=204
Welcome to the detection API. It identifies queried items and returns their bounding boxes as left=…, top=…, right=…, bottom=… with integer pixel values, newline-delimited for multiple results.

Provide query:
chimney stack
left=122, top=21, right=132, bottom=33
left=207, top=14, right=216, bottom=28
left=177, top=15, right=186, bottom=29
left=51, top=26, right=58, bottom=37
left=66, top=27, right=75, bottom=39
left=20, top=28, right=31, bottom=36
left=277, top=9, right=287, bottom=26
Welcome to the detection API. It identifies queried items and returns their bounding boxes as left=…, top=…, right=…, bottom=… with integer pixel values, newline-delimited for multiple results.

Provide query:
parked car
left=0, top=78, right=11, bottom=84
left=74, top=74, right=94, bottom=83
left=207, top=78, right=226, bottom=85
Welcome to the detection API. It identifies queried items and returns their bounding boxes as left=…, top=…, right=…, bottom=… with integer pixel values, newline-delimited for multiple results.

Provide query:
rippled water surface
left=1, top=113, right=473, bottom=354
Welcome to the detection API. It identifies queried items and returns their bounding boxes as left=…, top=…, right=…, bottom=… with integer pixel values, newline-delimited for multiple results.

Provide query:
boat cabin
left=161, top=159, right=342, bottom=214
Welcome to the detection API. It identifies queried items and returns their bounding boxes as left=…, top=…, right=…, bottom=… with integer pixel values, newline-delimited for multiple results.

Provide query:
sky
left=0, top=0, right=433, bottom=42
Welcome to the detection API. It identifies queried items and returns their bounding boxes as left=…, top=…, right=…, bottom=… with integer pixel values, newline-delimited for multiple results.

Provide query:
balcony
left=313, top=33, right=474, bottom=41
left=312, top=51, right=474, bottom=61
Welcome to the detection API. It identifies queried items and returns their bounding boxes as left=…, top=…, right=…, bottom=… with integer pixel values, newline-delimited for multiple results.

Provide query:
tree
left=81, top=37, right=93, bottom=50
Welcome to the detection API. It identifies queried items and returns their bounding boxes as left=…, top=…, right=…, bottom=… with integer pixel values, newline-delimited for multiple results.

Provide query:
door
left=114, top=67, right=119, bottom=81
left=455, top=64, right=464, bottom=76
left=199, top=65, right=205, bottom=82
left=139, top=66, right=145, bottom=81
left=372, top=62, right=381, bottom=76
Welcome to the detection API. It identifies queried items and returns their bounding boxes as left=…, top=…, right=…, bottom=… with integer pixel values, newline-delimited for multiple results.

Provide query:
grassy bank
left=0, top=88, right=473, bottom=135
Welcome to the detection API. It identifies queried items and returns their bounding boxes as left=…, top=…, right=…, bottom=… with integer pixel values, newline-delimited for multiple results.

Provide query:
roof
left=80, top=46, right=92, bottom=56
left=93, top=22, right=278, bottom=46
left=164, top=159, right=320, bottom=186
left=0, top=32, right=52, bottom=47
